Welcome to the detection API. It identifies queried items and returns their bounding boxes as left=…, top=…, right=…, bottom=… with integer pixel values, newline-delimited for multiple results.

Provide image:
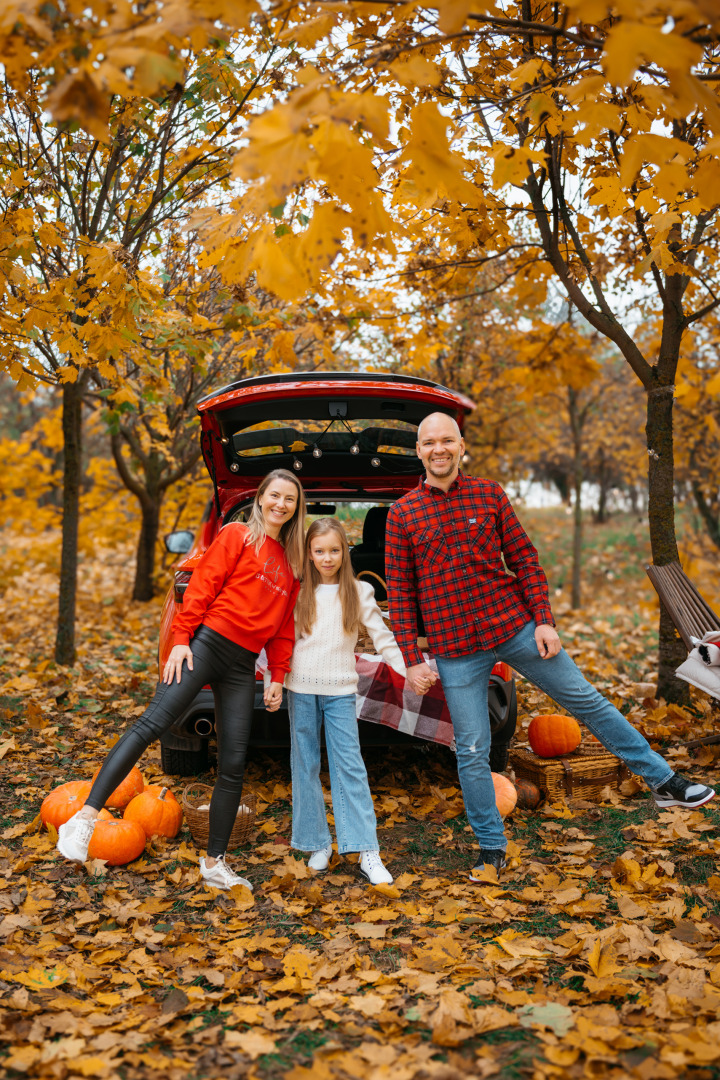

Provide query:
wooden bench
left=645, top=561, right=720, bottom=747
left=645, top=561, right=720, bottom=650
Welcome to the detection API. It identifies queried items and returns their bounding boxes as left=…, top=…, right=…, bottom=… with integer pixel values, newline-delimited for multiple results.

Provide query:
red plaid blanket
left=355, top=654, right=455, bottom=748
left=256, top=649, right=456, bottom=748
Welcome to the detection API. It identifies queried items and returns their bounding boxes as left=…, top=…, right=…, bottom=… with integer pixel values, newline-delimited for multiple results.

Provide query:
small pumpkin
left=87, top=818, right=147, bottom=865
left=92, top=765, right=144, bottom=810
left=492, top=772, right=518, bottom=818
left=515, top=778, right=543, bottom=810
left=528, top=714, right=582, bottom=758
left=124, top=786, right=183, bottom=839
left=40, top=781, right=112, bottom=830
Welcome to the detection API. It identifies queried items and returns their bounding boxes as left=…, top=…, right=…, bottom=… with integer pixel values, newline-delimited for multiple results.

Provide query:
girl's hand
left=163, top=645, right=193, bottom=684
left=264, top=681, right=283, bottom=711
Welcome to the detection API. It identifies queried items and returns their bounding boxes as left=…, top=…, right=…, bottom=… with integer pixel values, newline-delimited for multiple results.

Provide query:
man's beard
left=427, top=456, right=457, bottom=477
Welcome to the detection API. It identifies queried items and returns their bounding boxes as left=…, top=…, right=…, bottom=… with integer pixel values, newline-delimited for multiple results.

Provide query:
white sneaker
left=359, top=850, right=393, bottom=885
left=57, top=812, right=96, bottom=862
left=307, top=845, right=333, bottom=871
left=200, top=856, right=253, bottom=891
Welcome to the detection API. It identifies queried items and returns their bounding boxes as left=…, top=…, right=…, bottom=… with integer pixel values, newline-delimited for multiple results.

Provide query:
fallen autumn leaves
left=1, top=523, right=720, bottom=1079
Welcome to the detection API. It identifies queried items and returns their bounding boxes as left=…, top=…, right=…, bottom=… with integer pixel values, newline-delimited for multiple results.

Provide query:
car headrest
left=362, top=506, right=390, bottom=551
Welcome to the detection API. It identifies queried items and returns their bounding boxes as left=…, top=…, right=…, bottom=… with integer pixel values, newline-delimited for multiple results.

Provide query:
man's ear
left=416, top=443, right=421, bottom=459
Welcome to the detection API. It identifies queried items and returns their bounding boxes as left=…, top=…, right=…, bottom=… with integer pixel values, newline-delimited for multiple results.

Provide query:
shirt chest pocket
left=469, top=515, right=500, bottom=564
left=415, top=526, right=448, bottom=568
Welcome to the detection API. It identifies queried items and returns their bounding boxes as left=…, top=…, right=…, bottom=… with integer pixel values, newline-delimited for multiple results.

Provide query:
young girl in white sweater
left=285, top=517, right=406, bottom=885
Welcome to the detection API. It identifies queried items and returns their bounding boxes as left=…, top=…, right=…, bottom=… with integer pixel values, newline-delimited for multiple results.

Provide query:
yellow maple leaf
left=14, top=963, right=71, bottom=990
left=586, top=937, right=621, bottom=978
left=389, top=56, right=443, bottom=89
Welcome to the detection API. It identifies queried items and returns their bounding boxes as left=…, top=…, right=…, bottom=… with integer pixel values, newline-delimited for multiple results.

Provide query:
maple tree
left=3, top=1, right=719, bottom=695
left=206, top=1, right=720, bottom=701
left=674, top=317, right=720, bottom=554
left=0, top=8, right=306, bottom=660
left=1, top=7, right=720, bottom=1073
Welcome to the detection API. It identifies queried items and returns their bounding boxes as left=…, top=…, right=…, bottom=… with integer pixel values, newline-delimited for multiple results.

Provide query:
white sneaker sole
left=56, top=837, right=89, bottom=863
left=653, top=788, right=715, bottom=809
left=200, top=874, right=253, bottom=891
left=359, top=868, right=393, bottom=886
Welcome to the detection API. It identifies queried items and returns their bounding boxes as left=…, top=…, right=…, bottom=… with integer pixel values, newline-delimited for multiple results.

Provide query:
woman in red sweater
left=56, top=469, right=305, bottom=890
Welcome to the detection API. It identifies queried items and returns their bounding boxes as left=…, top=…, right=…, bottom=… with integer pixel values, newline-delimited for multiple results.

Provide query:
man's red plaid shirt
left=385, top=474, right=555, bottom=667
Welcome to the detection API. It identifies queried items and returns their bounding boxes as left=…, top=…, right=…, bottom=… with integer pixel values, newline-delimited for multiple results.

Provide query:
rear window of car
left=231, top=419, right=417, bottom=459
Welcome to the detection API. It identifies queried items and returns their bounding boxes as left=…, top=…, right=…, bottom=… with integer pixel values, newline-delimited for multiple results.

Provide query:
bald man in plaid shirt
left=385, top=413, right=714, bottom=881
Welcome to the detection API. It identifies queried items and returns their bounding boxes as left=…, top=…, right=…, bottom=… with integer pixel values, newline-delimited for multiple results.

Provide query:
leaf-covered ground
left=1, top=511, right=720, bottom=1079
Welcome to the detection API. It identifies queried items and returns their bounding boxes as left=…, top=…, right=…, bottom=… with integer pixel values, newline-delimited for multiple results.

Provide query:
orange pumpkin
left=40, top=781, right=112, bottom=830
left=124, top=786, right=183, bottom=839
left=528, top=714, right=582, bottom=758
left=491, top=772, right=517, bottom=817
left=515, top=778, right=543, bottom=810
left=92, top=765, right=144, bottom=809
left=87, top=818, right=147, bottom=865
left=41, top=781, right=92, bottom=830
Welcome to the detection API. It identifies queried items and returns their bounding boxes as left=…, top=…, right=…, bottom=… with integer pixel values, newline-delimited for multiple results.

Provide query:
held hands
left=163, top=645, right=193, bottom=684
left=406, top=662, right=438, bottom=696
left=264, top=681, right=283, bottom=711
left=535, top=624, right=561, bottom=659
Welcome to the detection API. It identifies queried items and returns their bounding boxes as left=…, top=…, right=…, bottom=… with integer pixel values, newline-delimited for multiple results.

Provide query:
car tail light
left=491, top=662, right=512, bottom=682
left=174, top=570, right=193, bottom=604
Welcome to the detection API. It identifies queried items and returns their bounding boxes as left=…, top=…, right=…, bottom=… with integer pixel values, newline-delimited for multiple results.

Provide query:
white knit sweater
left=285, top=580, right=406, bottom=695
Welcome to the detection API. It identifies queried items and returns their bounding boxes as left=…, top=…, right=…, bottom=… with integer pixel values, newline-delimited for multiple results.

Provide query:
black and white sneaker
left=469, top=849, right=507, bottom=882
left=649, top=773, right=715, bottom=809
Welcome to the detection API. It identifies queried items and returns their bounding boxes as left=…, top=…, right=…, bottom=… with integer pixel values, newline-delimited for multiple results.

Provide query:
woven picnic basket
left=181, top=783, right=257, bottom=849
left=354, top=570, right=429, bottom=653
left=509, top=743, right=631, bottom=802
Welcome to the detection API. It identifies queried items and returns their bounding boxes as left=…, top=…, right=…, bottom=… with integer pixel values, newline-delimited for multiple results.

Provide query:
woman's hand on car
left=163, top=645, right=193, bottom=685
left=264, top=681, right=283, bottom=711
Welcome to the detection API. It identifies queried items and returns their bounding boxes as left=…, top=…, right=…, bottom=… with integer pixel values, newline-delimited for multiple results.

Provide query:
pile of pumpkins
left=513, top=712, right=585, bottom=810
left=492, top=714, right=586, bottom=814
left=41, top=767, right=182, bottom=865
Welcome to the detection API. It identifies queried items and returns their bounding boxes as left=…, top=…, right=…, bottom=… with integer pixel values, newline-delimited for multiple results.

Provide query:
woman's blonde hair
left=245, top=469, right=306, bottom=577
left=296, top=518, right=361, bottom=638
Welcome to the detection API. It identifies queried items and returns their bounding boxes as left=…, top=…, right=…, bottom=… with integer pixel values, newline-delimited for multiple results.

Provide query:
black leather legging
left=87, top=625, right=257, bottom=857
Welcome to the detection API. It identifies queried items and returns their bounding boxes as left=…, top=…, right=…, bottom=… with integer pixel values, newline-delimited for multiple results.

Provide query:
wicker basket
left=181, top=783, right=257, bottom=850
left=509, top=744, right=631, bottom=802
left=354, top=571, right=429, bottom=652
left=356, top=571, right=389, bottom=653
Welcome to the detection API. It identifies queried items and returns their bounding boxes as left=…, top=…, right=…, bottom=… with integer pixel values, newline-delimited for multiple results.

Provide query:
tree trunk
left=568, top=388, right=583, bottom=610
left=594, top=448, right=609, bottom=524
left=646, top=384, right=690, bottom=702
left=132, top=492, right=162, bottom=602
left=571, top=472, right=582, bottom=610
left=55, top=378, right=85, bottom=665
left=691, top=479, right=720, bottom=552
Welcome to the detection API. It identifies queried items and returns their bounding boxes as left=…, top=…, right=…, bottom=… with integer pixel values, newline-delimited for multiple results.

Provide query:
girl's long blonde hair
left=295, top=518, right=361, bottom=638
left=244, top=469, right=306, bottom=578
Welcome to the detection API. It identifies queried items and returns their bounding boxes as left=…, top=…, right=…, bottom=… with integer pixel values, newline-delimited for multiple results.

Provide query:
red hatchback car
left=158, top=372, right=517, bottom=775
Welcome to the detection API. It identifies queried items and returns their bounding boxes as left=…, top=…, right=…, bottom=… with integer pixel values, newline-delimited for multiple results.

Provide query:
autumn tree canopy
left=2, top=0, right=720, bottom=696
left=212, top=0, right=720, bottom=697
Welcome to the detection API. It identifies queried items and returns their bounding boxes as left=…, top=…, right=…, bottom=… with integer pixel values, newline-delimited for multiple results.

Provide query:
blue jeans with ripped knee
left=434, top=620, right=673, bottom=852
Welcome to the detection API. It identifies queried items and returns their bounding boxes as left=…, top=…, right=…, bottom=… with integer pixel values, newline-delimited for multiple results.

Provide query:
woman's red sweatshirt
left=171, top=523, right=300, bottom=683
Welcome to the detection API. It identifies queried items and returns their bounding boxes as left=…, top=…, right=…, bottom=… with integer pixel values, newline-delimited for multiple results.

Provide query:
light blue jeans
left=287, top=690, right=379, bottom=854
left=435, top=620, right=674, bottom=852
